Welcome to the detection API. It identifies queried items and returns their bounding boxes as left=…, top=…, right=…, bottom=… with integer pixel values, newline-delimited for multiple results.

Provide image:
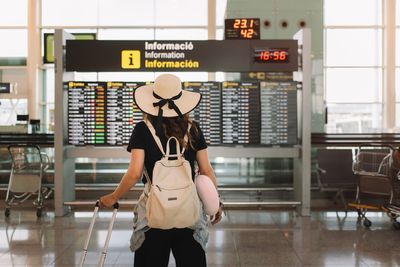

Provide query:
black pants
left=134, top=228, right=206, bottom=267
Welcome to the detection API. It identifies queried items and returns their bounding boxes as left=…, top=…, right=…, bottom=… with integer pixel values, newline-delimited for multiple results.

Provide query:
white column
left=208, top=0, right=216, bottom=81
left=293, top=29, right=312, bottom=216
left=208, top=0, right=217, bottom=40
left=383, top=0, right=396, bottom=129
left=27, top=0, right=41, bottom=120
left=54, top=30, right=76, bottom=216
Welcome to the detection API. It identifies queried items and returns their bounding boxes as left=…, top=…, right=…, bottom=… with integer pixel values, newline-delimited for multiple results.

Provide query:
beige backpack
left=143, top=120, right=200, bottom=229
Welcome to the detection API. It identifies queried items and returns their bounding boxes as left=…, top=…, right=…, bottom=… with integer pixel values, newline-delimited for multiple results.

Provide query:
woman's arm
left=196, top=148, right=217, bottom=188
left=196, top=148, right=223, bottom=224
left=100, top=149, right=145, bottom=207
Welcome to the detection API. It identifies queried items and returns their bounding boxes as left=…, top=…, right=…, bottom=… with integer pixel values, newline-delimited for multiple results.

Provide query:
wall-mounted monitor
left=0, top=83, right=11, bottom=94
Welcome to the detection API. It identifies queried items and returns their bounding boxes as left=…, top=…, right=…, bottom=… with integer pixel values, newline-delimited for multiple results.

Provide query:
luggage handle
left=79, top=200, right=119, bottom=267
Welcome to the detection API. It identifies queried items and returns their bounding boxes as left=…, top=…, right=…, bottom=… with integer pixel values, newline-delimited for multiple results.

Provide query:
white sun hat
left=134, top=74, right=201, bottom=118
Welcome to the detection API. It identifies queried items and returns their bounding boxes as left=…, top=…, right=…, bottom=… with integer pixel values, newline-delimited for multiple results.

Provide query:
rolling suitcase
left=79, top=201, right=119, bottom=267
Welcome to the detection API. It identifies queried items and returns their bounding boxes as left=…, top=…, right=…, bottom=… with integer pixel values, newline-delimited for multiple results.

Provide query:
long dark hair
left=144, top=114, right=199, bottom=150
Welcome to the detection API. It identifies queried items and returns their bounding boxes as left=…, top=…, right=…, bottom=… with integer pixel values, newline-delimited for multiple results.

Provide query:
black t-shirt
left=127, top=120, right=208, bottom=184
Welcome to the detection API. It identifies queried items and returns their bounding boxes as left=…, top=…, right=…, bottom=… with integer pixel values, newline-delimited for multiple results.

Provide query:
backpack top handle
left=165, top=136, right=182, bottom=158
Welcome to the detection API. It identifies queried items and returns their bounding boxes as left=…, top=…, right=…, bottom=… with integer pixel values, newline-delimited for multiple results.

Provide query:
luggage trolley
left=5, top=144, right=53, bottom=218
left=348, top=144, right=400, bottom=228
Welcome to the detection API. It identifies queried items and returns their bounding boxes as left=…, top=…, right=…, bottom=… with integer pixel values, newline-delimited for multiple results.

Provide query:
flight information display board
left=84, top=82, right=106, bottom=145
left=67, top=81, right=143, bottom=145
left=221, top=82, right=261, bottom=144
left=260, top=81, right=298, bottom=145
left=106, top=82, right=144, bottom=145
left=183, top=82, right=221, bottom=145
left=67, top=80, right=299, bottom=146
left=67, top=82, right=86, bottom=145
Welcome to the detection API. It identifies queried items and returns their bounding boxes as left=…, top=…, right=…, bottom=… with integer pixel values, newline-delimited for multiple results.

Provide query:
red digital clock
left=254, top=48, right=289, bottom=63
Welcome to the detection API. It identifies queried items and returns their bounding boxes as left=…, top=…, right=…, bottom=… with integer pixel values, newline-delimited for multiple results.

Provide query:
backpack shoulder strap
left=144, top=119, right=192, bottom=155
left=144, top=119, right=166, bottom=156
left=142, top=166, right=151, bottom=185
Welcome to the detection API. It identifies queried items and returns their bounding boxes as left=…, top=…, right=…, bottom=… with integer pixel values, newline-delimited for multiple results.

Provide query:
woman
left=100, top=74, right=222, bottom=267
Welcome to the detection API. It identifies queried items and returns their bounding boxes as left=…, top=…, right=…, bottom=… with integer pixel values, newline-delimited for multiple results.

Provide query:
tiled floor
left=0, top=208, right=400, bottom=266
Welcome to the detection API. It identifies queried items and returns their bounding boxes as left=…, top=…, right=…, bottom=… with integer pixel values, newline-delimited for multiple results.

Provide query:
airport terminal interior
left=1, top=0, right=400, bottom=266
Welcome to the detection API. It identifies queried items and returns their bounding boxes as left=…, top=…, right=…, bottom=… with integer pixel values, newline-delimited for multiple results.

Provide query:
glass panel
left=98, top=0, right=155, bottom=26
left=0, top=154, right=295, bottom=192
left=42, top=0, right=98, bottom=26
left=73, top=73, right=98, bottom=81
left=98, top=72, right=208, bottom=82
left=216, top=29, right=224, bottom=40
left=0, top=29, right=27, bottom=57
left=215, top=71, right=226, bottom=81
left=397, top=1, right=400, bottom=26
left=0, top=99, right=28, bottom=125
left=65, top=29, right=97, bottom=34
left=46, top=103, right=55, bottom=133
left=45, top=69, right=55, bottom=103
left=326, top=103, right=382, bottom=133
left=326, top=68, right=382, bottom=103
left=154, top=0, right=207, bottom=26
left=0, top=0, right=27, bottom=26
left=154, top=29, right=207, bottom=40
left=326, top=29, right=382, bottom=66
left=98, top=29, right=154, bottom=40
left=216, top=0, right=228, bottom=27
left=324, top=0, right=381, bottom=26
left=42, top=68, right=55, bottom=133
left=69, top=158, right=294, bottom=189
left=98, top=72, right=155, bottom=81
left=156, top=72, right=208, bottom=81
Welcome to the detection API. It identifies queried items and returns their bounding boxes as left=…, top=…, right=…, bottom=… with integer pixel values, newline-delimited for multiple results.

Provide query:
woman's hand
left=100, top=193, right=118, bottom=208
left=211, top=206, right=223, bottom=225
